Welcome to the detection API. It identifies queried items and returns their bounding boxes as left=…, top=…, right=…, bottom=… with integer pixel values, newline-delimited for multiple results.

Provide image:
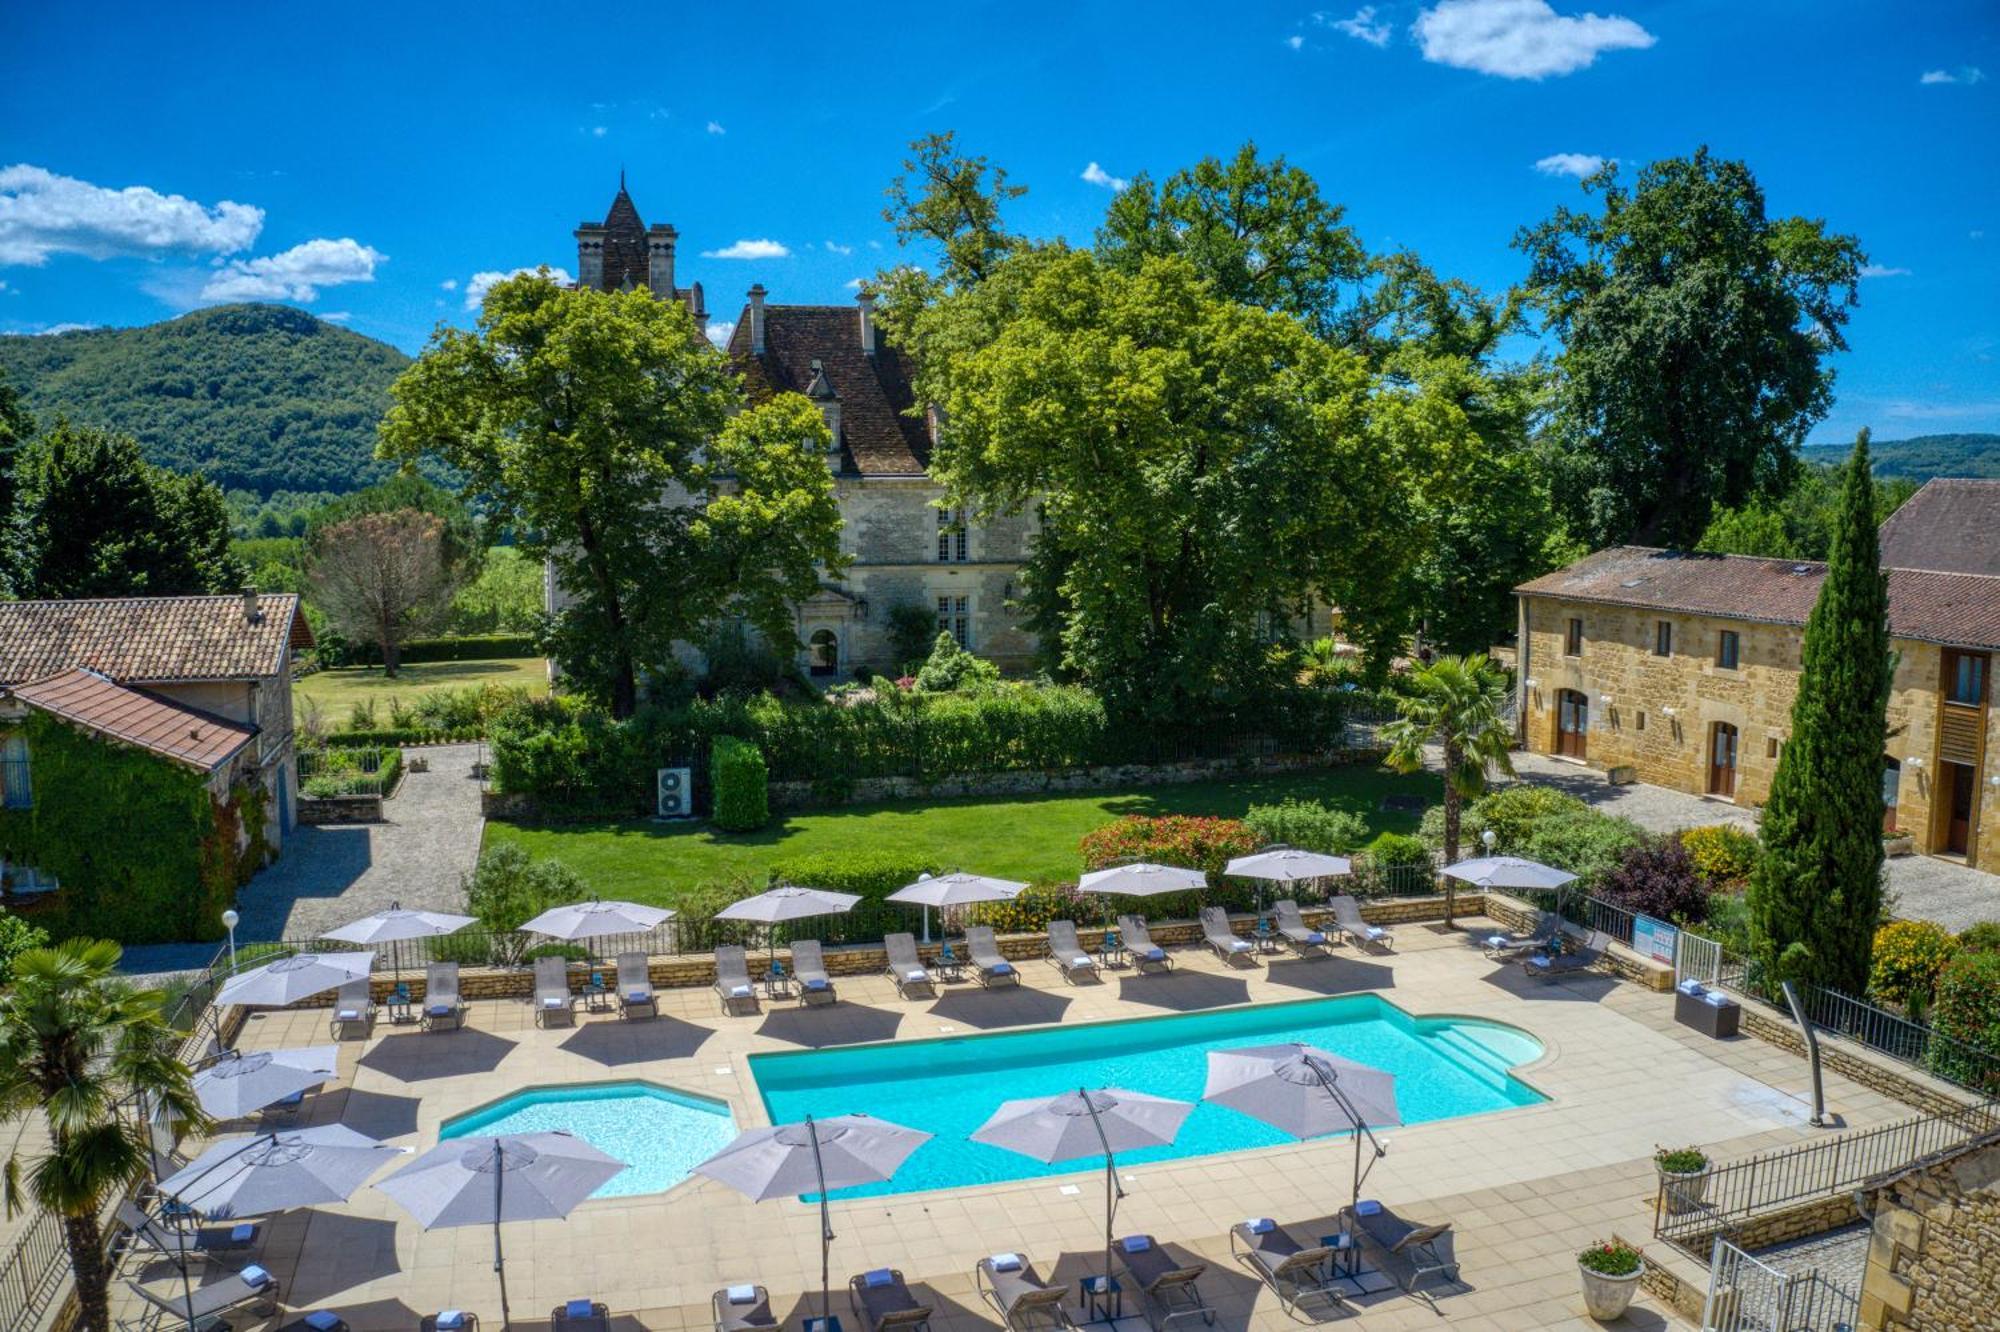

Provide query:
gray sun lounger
left=1114, top=1236, right=1214, bottom=1332
left=117, top=1200, right=261, bottom=1261
left=550, top=1299, right=609, bottom=1332
left=712, top=1285, right=778, bottom=1332
left=1329, top=895, right=1394, bottom=951
left=422, top=962, right=465, bottom=1031
left=1484, top=911, right=1559, bottom=959
left=328, top=977, right=376, bottom=1039
left=1342, top=1203, right=1459, bottom=1304
left=848, top=1268, right=934, bottom=1332
left=1271, top=901, right=1331, bottom=956
left=964, top=926, right=1020, bottom=988
left=1229, top=1220, right=1344, bottom=1316
left=883, top=933, right=936, bottom=999
left=714, top=945, right=760, bottom=1014
left=125, top=1268, right=280, bottom=1329
left=1116, top=916, right=1173, bottom=973
left=1199, top=908, right=1255, bottom=966
left=615, top=952, right=656, bottom=1019
left=791, top=939, right=838, bottom=1007
left=1522, top=929, right=1610, bottom=981
left=976, top=1253, right=1072, bottom=1332
left=533, top=956, right=576, bottom=1027
left=1045, top=921, right=1099, bottom=984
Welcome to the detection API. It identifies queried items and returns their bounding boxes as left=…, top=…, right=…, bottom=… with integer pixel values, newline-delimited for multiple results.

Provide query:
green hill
left=0, top=304, right=410, bottom=496
left=1804, top=432, right=2000, bottom=481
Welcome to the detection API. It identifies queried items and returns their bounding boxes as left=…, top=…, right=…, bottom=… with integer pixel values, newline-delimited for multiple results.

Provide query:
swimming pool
left=751, top=994, right=1544, bottom=1198
left=440, top=1080, right=737, bottom=1198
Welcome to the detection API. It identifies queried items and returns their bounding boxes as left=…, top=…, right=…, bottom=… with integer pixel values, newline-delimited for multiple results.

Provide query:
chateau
left=556, top=181, right=1037, bottom=679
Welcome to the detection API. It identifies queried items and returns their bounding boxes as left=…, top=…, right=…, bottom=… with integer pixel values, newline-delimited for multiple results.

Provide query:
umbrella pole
left=1081, top=1087, right=1123, bottom=1297
left=1304, top=1057, right=1381, bottom=1210
left=807, top=1114, right=833, bottom=1329
left=493, top=1139, right=512, bottom=1332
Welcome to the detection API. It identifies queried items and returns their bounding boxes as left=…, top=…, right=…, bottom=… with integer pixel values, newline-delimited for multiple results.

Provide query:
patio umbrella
left=694, top=1114, right=931, bottom=1325
left=520, top=898, right=676, bottom=940
left=376, top=1131, right=625, bottom=1331
left=158, top=1124, right=404, bottom=1217
left=190, top=1044, right=339, bottom=1119
left=972, top=1088, right=1193, bottom=1292
left=1224, top=847, right=1354, bottom=931
left=714, top=885, right=861, bottom=971
left=321, top=901, right=476, bottom=987
left=1079, top=862, right=1208, bottom=938
left=215, top=951, right=375, bottom=1010
left=1438, top=856, right=1575, bottom=892
left=1203, top=1043, right=1401, bottom=1208
left=886, top=871, right=1027, bottom=943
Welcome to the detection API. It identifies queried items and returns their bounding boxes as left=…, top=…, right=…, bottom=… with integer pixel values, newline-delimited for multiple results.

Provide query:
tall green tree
left=882, top=131, right=1026, bottom=289
left=306, top=471, right=486, bottom=586
left=1516, top=148, right=1864, bottom=548
left=0, top=371, right=34, bottom=595
left=1748, top=431, right=1891, bottom=994
left=378, top=274, right=845, bottom=717
left=0, top=940, right=207, bottom=1332
left=1697, top=462, right=1917, bottom=561
left=1381, top=654, right=1516, bottom=926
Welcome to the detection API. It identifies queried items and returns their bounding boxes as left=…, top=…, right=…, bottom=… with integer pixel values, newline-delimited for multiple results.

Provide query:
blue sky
left=1, top=0, right=1994, bottom=442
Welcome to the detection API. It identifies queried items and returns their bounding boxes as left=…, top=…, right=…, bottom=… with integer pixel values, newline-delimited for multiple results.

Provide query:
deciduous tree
left=307, top=509, right=460, bottom=675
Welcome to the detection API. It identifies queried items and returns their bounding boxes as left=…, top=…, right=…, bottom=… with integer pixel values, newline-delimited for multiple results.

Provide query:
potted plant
left=1577, top=1239, right=1644, bottom=1320
left=1654, top=1146, right=1711, bottom=1215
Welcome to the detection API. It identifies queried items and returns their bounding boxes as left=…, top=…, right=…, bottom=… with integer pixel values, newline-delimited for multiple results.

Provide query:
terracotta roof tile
left=726, top=305, right=931, bottom=476
left=0, top=594, right=308, bottom=686
left=11, top=669, right=254, bottom=772
left=1877, top=479, right=2000, bottom=577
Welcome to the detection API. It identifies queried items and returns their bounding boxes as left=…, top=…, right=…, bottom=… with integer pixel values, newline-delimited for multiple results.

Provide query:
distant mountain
left=1804, top=433, right=2000, bottom=481
left=0, top=304, right=411, bottom=497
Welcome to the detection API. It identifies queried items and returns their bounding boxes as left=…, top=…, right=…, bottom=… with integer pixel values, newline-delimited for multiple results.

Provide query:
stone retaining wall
left=298, top=792, right=383, bottom=824
left=1483, top=891, right=1675, bottom=991
left=1615, top=1233, right=1707, bottom=1325
left=1736, top=1004, right=1989, bottom=1122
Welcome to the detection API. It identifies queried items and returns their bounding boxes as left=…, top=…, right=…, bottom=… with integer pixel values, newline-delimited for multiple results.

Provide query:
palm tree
left=0, top=939, right=208, bottom=1332
left=1382, top=654, right=1516, bottom=926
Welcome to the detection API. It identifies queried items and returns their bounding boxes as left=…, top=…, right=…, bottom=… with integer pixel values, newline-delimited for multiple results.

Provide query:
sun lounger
left=550, top=1299, right=609, bottom=1332
left=976, top=1253, right=1072, bottom=1332
left=849, top=1268, right=933, bottom=1332
left=277, top=1312, right=349, bottom=1332
left=533, top=956, right=575, bottom=1027
left=714, top=945, right=760, bottom=1015
left=711, top=1285, right=777, bottom=1332
left=1271, top=901, right=1330, bottom=956
left=1229, top=1219, right=1344, bottom=1316
left=1483, top=911, right=1559, bottom=959
left=1045, top=921, right=1098, bottom=984
left=1341, top=1202, right=1459, bottom=1304
left=420, top=1312, right=480, bottom=1332
left=125, top=1266, right=280, bottom=1330
left=117, top=1200, right=261, bottom=1262
left=791, top=939, right=838, bottom=1007
left=883, top=933, right=936, bottom=1000
left=1199, top=908, right=1255, bottom=966
left=1114, top=1235, right=1213, bottom=1332
left=421, top=962, right=465, bottom=1032
left=614, top=951, right=656, bottom=1019
left=328, top=977, right=376, bottom=1039
left=964, top=926, right=1020, bottom=988
left=1116, top=916, right=1173, bottom=973
left=1522, top=929, right=1609, bottom=981
left=1328, top=895, right=1394, bottom=951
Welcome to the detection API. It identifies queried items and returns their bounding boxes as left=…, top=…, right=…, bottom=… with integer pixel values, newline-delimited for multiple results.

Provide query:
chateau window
left=937, top=596, right=971, bottom=649
left=1946, top=651, right=1988, bottom=706
left=0, top=737, right=30, bottom=810
left=1654, top=621, right=1672, bottom=656
left=1716, top=630, right=1740, bottom=670
left=936, top=507, right=968, bottom=563
left=1564, top=618, right=1583, bottom=657
left=1636, top=711, right=1647, bottom=732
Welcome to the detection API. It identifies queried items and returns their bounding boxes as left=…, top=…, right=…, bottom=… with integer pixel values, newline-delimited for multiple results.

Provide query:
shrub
left=1080, top=816, right=1257, bottom=879
left=885, top=603, right=941, bottom=673
left=459, top=844, right=589, bottom=966
left=710, top=736, right=769, bottom=832
left=1469, top=785, right=1588, bottom=850
left=1519, top=809, right=1647, bottom=888
left=340, top=633, right=540, bottom=665
left=1956, top=921, right=2000, bottom=954
left=1869, top=920, right=1959, bottom=1009
left=300, top=745, right=401, bottom=798
left=1245, top=799, right=1369, bottom=855
left=1366, top=832, right=1433, bottom=868
left=0, top=910, right=49, bottom=985
left=1928, top=949, right=2000, bottom=1094
left=915, top=632, right=1001, bottom=693
left=701, top=622, right=793, bottom=698
left=972, top=882, right=1097, bottom=935
left=1681, top=824, right=1760, bottom=889
left=1418, top=803, right=1485, bottom=851
left=1597, top=837, right=1710, bottom=925
left=1577, top=1241, right=1642, bottom=1277
left=1655, top=1147, right=1709, bottom=1173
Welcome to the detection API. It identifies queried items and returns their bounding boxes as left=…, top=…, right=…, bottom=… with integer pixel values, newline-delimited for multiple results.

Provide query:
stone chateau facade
left=549, top=181, right=1036, bottom=679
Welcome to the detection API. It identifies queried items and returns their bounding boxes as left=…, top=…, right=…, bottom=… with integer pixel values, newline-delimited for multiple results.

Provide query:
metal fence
left=1702, top=1236, right=1860, bottom=1332
left=1513, top=886, right=1638, bottom=948
left=0, top=1206, right=72, bottom=1332
left=297, top=744, right=394, bottom=799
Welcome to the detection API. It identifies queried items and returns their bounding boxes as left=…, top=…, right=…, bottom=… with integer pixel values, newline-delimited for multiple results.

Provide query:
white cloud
left=706, top=121, right=726, bottom=135
left=0, top=164, right=263, bottom=266
left=200, top=237, right=385, bottom=302
left=591, top=126, right=608, bottom=138
left=1860, top=264, right=1912, bottom=279
left=701, top=238, right=789, bottom=260
left=1534, top=152, right=1608, bottom=177
left=463, top=265, right=573, bottom=311
left=439, top=278, right=458, bottom=291
left=868, top=240, right=882, bottom=250
left=1287, top=34, right=1305, bottom=50
left=1333, top=7, right=1392, bottom=46
left=1919, top=67, right=1984, bottom=85
left=1973, top=230, right=1986, bottom=241
left=705, top=320, right=735, bottom=346
left=34, top=322, right=96, bottom=336
left=843, top=277, right=864, bottom=290
left=319, top=311, right=352, bottom=322
left=1081, top=161, right=1129, bottom=192
left=825, top=240, right=854, bottom=256
left=1414, top=0, right=1655, bottom=80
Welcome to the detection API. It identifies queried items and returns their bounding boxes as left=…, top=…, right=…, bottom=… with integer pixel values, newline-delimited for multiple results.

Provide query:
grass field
left=293, top=657, right=549, bottom=721
left=483, top=764, right=1437, bottom=904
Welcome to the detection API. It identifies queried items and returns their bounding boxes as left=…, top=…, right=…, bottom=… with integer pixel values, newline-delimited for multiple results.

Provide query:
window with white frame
left=0, top=736, right=30, bottom=810
left=937, top=595, right=971, bottom=649
left=936, top=506, right=968, bottom=563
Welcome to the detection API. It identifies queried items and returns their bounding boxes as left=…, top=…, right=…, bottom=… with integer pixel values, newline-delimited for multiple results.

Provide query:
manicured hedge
left=336, top=634, right=540, bottom=666
left=324, top=727, right=481, bottom=748
left=710, top=736, right=768, bottom=832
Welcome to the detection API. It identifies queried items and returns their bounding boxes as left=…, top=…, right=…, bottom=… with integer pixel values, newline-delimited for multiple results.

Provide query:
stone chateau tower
left=572, top=172, right=706, bottom=323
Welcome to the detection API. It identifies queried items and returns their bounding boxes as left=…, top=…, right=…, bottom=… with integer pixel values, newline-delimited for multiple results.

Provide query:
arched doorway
left=1555, top=690, right=1589, bottom=759
left=1709, top=722, right=1739, bottom=797
left=808, top=628, right=839, bottom=678
left=1882, top=756, right=1901, bottom=833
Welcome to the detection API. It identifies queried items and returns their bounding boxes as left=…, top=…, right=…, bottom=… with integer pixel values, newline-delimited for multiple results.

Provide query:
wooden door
left=1556, top=690, right=1588, bottom=759
left=1944, top=761, right=1974, bottom=855
left=1709, top=723, right=1738, bottom=797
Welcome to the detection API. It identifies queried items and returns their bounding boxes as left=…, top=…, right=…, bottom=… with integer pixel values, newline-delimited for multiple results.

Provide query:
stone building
left=1853, top=1126, right=2000, bottom=1330
left=1513, top=479, right=2000, bottom=872
left=555, top=181, right=1037, bottom=678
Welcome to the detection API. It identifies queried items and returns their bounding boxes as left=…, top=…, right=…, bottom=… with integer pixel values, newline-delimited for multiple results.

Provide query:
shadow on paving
left=929, top=988, right=1073, bottom=1030
left=558, top=1015, right=713, bottom=1066
left=358, top=1028, right=516, bottom=1081
left=1478, top=967, right=1620, bottom=1003
left=1115, top=973, right=1251, bottom=1012
left=1262, top=957, right=1395, bottom=996
left=284, top=1213, right=403, bottom=1304
left=323, top=1087, right=423, bottom=1140
left=757, top=1004, right=904, bottom=1048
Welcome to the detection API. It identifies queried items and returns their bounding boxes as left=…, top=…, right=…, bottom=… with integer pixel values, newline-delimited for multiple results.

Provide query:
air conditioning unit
left=655, top=767, right=693, bottom=820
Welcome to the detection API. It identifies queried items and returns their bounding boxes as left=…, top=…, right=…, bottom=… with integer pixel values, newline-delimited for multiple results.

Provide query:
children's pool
left=440, top=1080, right=737, bottom=1198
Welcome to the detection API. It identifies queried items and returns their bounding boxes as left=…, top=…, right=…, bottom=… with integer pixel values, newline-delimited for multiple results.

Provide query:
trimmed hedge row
left=333, top=634, right=540, bottom=666
left=711, top=736, right=769, bottom=832
left=323, top=727, right=481, bottom=748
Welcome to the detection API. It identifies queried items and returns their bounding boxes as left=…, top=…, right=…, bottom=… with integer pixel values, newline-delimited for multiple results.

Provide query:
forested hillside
left=0, top=304, right=410, bottom=495
left=1804, top=432, right=2000, bottom=480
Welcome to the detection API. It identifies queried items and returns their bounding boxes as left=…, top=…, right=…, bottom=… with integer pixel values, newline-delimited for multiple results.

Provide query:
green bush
left=459, top=843, right=589, bottom=967
left=1869, top=920, right=1959, bottom=1009
left=1681, top=824, right=1761, bottom=888
left=1467, top=785, right=1588, bottom=849
left=1928, top=950, right=2000, bottom=1094
left=325, top=727, right=480, bottom=748
left=341, top=633, right=540, bottom=665
left=710, top=735, right=769, bottom=832
left=1417, top=803, right=1486, bottom=851
left=971, top=882, right=1098, bottom=935
left=1519, top=809, right=1647, bottom=888
left=300, top=745, right=401, bottom=798
left=1366, top=832, right=1433, bottom=868
left=1245, top=798, right=1369, bottom=855
left=767, top=851, right=942, bottom=942
left=915, top=632, right=1002, bottom=693
left=1956, top=922, right=2000, bottom=954
left=340, top=683, right=530, bottom=735
left=0, top=910, right=50, bottom=985
left=885, top=603, right=939, bottom=673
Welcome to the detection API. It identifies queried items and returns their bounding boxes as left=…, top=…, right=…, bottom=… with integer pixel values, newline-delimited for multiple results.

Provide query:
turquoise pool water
left=440, top=1080, right=737, bottom=1198
left=751, top=994, right=1544, bottom=1199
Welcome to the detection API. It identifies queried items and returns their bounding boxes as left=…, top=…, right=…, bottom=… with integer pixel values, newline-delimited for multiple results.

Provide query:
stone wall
left=1856, top=1137, right=2000, bottom=1330
left=1482, top=891, right=1675, bottom=991
left=297, top=793, right=382, bottom=824
left=1736, top=1003, right=1993, bottom=1122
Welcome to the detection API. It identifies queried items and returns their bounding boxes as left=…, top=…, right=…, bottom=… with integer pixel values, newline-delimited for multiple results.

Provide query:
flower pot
left=1579, top=1260, right=1644, bottom=1320
left=1656, top=1164, right=1709, bottom=1216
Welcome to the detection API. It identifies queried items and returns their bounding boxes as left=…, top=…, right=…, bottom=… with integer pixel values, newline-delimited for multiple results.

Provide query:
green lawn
left=294, top=657, right=549, bottom=718
left=483, top=765, right=1437, bottom=905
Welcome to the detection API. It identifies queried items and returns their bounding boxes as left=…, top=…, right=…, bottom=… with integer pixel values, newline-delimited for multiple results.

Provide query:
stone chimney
left=747, top=285, right=767, bottom=355
left=241, top=587, right=261, bottom=624
left=574, top=223, right=607, bottom=290
left=857, top=287, right=877, bottom=356
left=646, top=224, right=677, bottom=300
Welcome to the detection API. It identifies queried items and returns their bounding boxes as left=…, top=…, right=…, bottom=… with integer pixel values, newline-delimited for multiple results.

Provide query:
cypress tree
left=1747, top=430, right=1891, bottom=994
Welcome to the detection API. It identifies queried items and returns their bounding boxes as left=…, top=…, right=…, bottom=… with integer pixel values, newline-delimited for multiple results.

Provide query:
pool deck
left=119, top=919, right=1921, bottom=1332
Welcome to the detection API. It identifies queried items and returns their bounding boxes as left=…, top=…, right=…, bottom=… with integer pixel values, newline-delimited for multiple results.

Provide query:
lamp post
left=221, top=908, right=240, bottom=972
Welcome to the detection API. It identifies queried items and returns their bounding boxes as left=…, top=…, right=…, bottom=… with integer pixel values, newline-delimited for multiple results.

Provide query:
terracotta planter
left=1579, top=1260, right=1644, bottom=1320
left=1656, top=1163, right=1710, bottom=1216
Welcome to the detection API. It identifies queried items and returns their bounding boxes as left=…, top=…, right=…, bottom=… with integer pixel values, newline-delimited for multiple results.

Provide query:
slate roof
left=11, top=669, right=255, bottom=772
left=0, top=594, right=309, bottom=686
left=1877, top=479, right=2000, bottom=577
left=596, top=184, right=650, bottom=294
left=1515, top=546, right=2000, bottom=651
left=727, top=305, right=932, bottom=476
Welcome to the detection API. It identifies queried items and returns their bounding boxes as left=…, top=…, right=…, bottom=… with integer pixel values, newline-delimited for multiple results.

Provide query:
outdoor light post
left=221, top=908, right=239, bottom=972
left=1481, top=829, right=1496, bottom=853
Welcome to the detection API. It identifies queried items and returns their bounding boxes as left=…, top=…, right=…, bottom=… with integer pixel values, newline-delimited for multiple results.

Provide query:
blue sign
left=1633, top=914, right=1678, bottom=965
